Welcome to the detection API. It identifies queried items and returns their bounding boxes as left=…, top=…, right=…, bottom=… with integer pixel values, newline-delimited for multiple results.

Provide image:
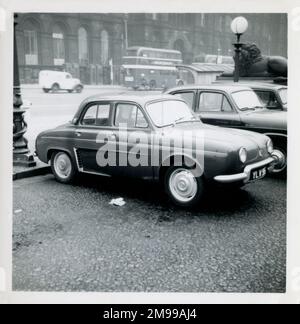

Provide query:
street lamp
left=123, top=13, right=129, bottom=51
left=231, top=16, right=248, bottom=82
left=13, top=14, right=36, bottom=167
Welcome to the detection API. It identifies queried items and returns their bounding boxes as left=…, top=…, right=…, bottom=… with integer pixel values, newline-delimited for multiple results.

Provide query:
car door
left=196, top=90, right=243, bottom=127
left=73, top=101, right=117, bottom=176
left=110, top=101, right=153, bottom=179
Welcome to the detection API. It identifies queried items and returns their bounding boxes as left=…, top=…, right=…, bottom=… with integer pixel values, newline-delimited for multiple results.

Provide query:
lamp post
left=13, top=14, right=36, bottom=167
left=123, top=13, right=129, bottom=51
left=230, top=16, right=248, bottom=82
left=217, top=48, right=221, bottom=64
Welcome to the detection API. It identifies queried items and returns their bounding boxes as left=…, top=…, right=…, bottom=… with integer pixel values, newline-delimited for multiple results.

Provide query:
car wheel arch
left=264, top=133, right=287, bottom=146
left=158, top=154, right=204, bottom=182
left=47, top=147, right=75, bottom=163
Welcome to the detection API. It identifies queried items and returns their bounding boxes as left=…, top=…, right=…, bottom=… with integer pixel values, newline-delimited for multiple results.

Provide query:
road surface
left=13, top=173, right=286, bottom=292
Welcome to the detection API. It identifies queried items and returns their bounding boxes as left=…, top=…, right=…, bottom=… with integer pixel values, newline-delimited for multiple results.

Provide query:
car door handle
left=75, top=132, right=82, bottom=137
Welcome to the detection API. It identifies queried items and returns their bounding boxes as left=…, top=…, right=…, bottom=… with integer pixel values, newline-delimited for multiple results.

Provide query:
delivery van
left=39, top=70, right=84, bottom=93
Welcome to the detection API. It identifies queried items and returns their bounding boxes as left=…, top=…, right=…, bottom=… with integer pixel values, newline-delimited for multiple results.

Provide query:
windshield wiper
left=173, top=116, right=198, bottom=125
left=240, top=106, right=264, bottom=111
left=174, top=117, right=186, bottom=124
left=240, top=107, right=256, bottom=111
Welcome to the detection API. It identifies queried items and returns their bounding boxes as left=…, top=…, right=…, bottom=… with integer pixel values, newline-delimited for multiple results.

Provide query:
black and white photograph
left=0, top=0, right=300, bottom=305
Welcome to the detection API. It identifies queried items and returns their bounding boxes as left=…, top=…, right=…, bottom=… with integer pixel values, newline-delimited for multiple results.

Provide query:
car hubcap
left=271, top=149, right=287, bottom=173
left=169, top=169, right=198, bottom=203
left=54, top=153, right=72, bottom=179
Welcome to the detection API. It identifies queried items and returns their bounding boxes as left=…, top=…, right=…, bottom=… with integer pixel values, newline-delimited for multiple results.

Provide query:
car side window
left=115, top=103, right=148, bottom=128
left=222, top=96, right=233, bottom=112
left=173, top=92, right=194, bottom=109
left=197, top=92, right=233, bottom=113
left=255, top=90, right=279, bottom=108
left=81, top=104, right=110, bottom=126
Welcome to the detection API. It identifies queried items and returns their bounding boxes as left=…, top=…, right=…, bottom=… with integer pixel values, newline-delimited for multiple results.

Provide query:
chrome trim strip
left=73, top=148, right=111, bottom=177
left=80, top=170, right=111, bottom=177
left=73, top=148, right=82, bottom=172
left=214, top=157, right=275, bottom=184
left=264, top=133, right=287, bottom=138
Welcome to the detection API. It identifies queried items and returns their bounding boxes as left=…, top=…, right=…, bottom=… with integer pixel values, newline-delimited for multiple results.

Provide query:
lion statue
left=237, top=43, right=287, bottom=77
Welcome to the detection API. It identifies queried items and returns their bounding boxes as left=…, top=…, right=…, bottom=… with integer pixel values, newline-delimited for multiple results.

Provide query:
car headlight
left=267, top=139, right=274, bottom=154
left=239, top=147, right=247, bottom=163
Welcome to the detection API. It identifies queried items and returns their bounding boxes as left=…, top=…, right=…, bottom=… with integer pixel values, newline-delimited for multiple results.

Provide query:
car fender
left=157, top=153, right=204, bottom=180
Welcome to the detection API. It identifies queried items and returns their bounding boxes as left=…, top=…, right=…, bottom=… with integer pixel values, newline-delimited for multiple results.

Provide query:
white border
left=0, top=0, right=299, bottom=304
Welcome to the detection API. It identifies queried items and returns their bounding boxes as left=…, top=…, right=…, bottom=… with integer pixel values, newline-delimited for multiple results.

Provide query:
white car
left=39, top=70, right=84, bottom=93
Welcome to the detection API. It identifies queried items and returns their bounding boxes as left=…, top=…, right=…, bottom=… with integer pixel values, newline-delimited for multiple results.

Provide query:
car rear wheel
left=43, top=88, right=50, bottom=93
left=149, top=80, right=156, bottom=90
left=75, top=85, right=83, bottom=93
left=51, top=151, right=77, bottom=184
left=164, top=166, right=205, bottom=207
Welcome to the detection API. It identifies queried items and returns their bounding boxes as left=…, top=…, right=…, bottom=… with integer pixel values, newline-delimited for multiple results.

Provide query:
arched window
left=101, top=30, right=109, bottom=65
left=24, top=20, right=38, bottom=65
left=52, top=24, right=65, bottom=65
left=78, top=27, right=89, bottom=64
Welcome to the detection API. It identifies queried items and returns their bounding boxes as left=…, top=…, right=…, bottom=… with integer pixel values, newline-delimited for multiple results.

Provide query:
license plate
left=250, top=167, right=267, bottom=181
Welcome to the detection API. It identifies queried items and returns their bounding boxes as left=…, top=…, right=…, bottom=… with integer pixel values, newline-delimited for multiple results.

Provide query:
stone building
left=15, top=13, right=287, bottom=84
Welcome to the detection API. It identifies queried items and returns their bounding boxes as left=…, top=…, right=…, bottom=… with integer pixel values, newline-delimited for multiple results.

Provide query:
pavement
left=13, top=174, right=286, bottom=293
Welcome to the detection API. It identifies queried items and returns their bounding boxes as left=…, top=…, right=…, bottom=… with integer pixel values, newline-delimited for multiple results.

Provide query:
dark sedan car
left=166, top=84, right=287, bottom=177
left=36, top=94, right=279, bottom=207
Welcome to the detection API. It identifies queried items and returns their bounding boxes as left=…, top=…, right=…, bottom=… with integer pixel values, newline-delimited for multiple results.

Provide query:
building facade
left=16, top=13, right=288, bottom=84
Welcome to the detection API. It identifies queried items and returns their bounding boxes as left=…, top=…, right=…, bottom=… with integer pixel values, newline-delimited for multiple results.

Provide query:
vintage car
left=39, top=70, right=84, bottom=93
left=165, top=84, right=287, bottom=176
left=36, top=94, right=281, bottom=207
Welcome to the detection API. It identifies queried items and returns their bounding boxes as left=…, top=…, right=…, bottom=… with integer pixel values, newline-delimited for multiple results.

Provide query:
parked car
left=165, top=84, right=287, bottom=176
left=36, top=94, right=281, bottom=207
left=39, top=70, right=84, bottom=93
left=226, top=83, right=287, bottom=111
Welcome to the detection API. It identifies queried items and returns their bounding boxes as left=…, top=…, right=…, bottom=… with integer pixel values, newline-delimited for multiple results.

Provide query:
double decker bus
left=121, top=47, right=183, bottom=90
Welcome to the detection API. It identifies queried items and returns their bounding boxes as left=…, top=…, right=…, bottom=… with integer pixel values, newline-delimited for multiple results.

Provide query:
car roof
left=80, top=93, right=178, bottom=107
left=73, top=92, right=186, bottom=123
left=166, top=84, right=254, bottom=94
left=234, top=83, right=287, bottom=90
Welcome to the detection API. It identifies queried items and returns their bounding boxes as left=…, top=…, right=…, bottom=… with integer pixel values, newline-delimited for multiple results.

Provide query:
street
left=13, top=173, right=286, bottom=292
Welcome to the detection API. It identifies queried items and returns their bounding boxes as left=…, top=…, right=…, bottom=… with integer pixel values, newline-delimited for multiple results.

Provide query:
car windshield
left=231, top=90, right=264, bottom=111
left=279, top=88, right=287, bottom=105
left=145, top=100, right=197, bottom=127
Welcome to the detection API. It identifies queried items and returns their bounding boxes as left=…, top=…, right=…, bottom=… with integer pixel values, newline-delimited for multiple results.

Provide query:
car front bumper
left=214, top=157, right=276, bottom=184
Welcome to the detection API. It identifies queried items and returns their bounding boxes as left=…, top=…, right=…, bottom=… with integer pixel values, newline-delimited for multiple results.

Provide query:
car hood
left=240, top=109, right=287, bottom=131
left=163, top=122, right=268, bottom=151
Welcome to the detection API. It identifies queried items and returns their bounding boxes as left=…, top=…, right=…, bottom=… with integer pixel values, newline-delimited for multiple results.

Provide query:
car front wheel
left=51, top=151, right=77, bottom=183
left=75, top=85, right=83, bottom=93
left=164, top=166, right=205, bottom=207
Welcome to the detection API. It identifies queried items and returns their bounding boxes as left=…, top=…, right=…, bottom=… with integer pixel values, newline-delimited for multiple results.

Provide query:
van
left=39, top=70, right=84, bottom=93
